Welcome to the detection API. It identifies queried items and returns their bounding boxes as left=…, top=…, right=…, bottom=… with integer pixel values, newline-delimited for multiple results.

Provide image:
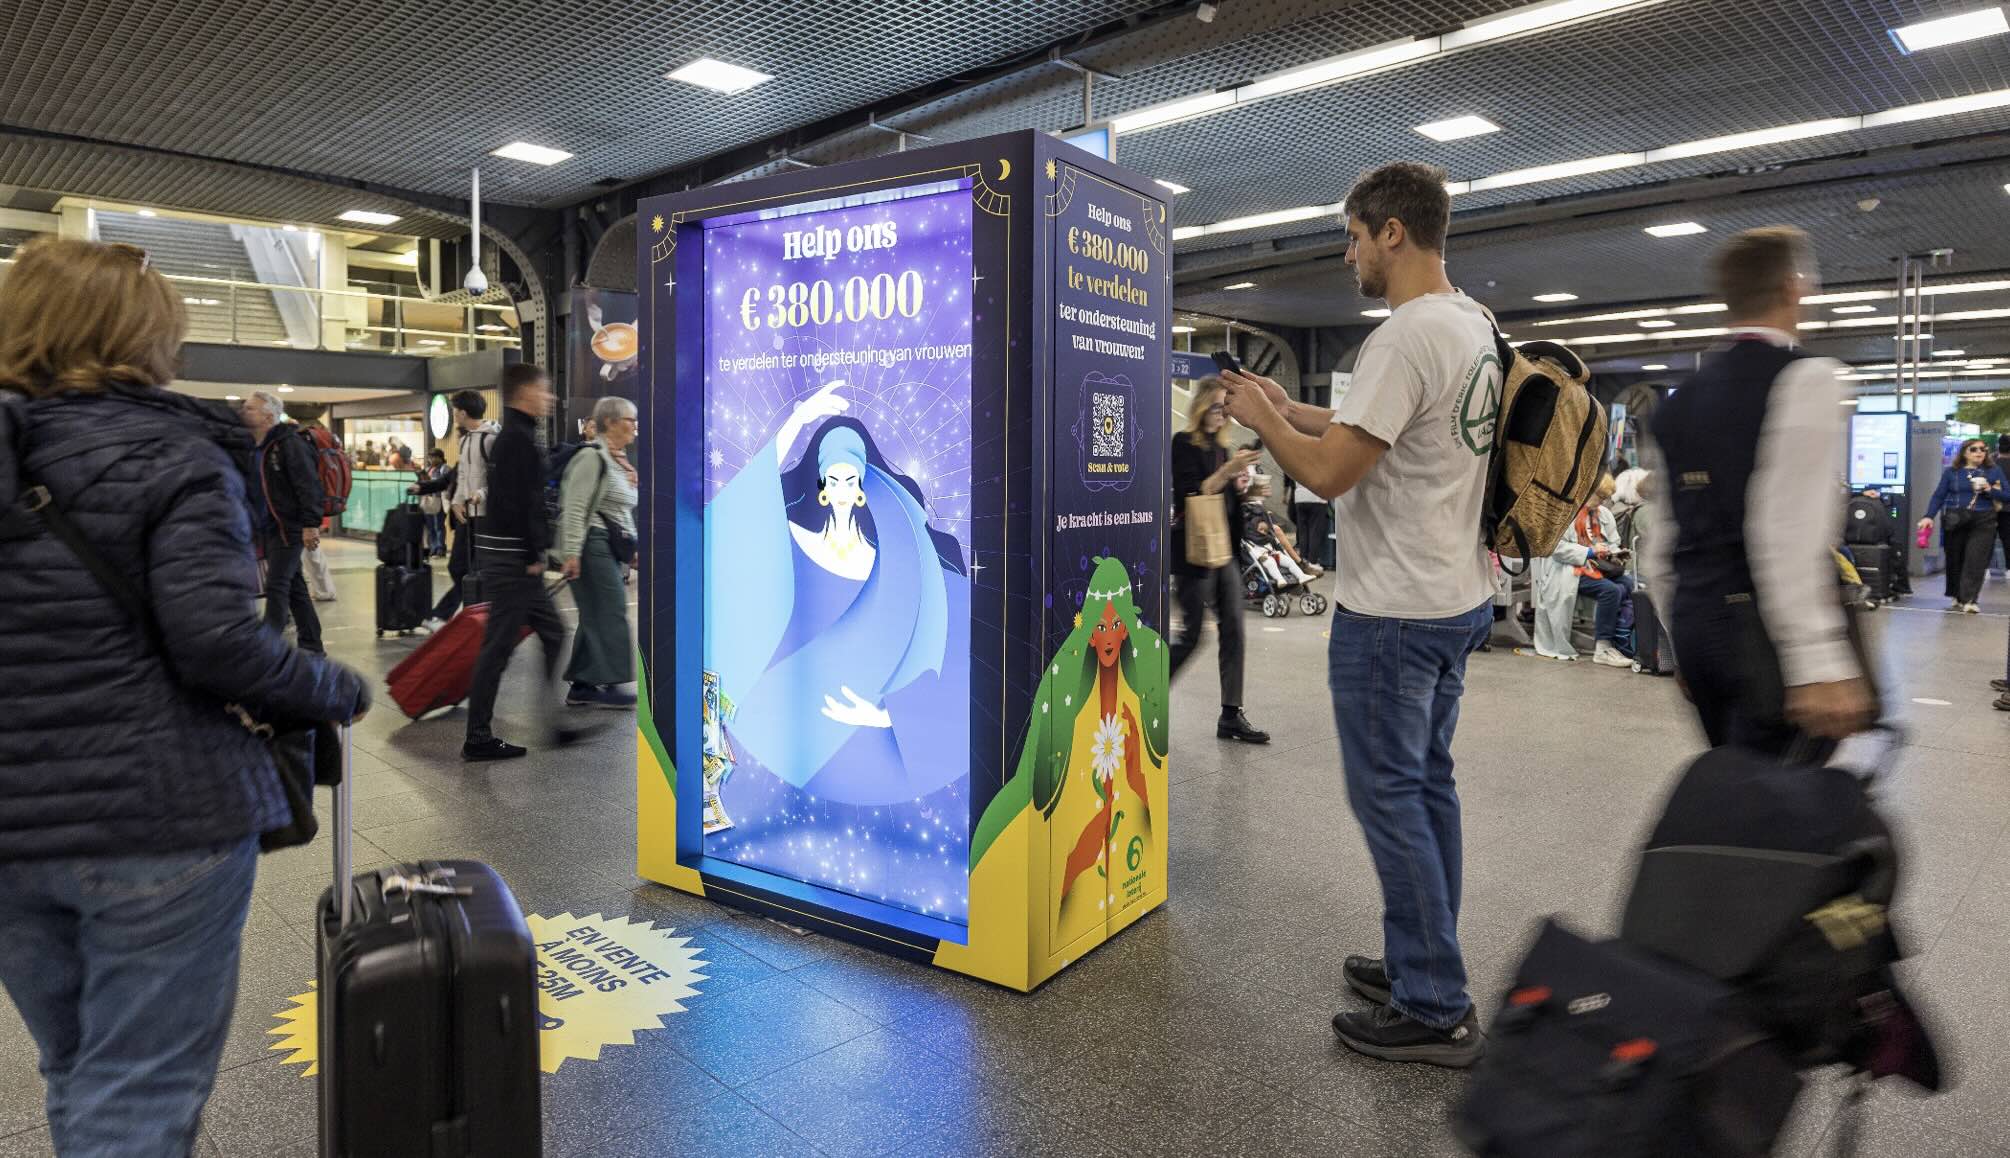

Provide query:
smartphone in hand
left=1210, top=350, right=1243, bottom=374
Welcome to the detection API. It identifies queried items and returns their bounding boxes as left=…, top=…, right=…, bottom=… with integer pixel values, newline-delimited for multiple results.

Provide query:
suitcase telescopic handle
left=333, top=722, right=354, bottom=928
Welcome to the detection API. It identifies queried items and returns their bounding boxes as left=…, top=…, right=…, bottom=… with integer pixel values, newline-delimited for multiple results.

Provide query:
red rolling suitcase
left=384, top=604, right=526, bottom=718
left=317, top=727, right=542, bottom=1157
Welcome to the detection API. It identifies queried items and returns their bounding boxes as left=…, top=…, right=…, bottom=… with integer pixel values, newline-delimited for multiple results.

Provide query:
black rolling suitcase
left=317, top=728, right=542, bottom=1158
left=375, top=564, right=431, bottom=636
left=1849, top=544, right=1891, bottom=604
left=377, top=501, right=427, bottom=568
left=1632, top=587, right=1676, bottom=676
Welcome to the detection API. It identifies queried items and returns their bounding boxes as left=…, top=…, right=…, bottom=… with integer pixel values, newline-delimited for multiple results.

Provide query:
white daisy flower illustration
left=1088, top=713, right=1125, bottom=782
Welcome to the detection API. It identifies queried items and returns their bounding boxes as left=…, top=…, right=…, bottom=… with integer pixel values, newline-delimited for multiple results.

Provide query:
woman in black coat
left=1171, top=379, right=1269, bottom=743
left=0, top=238, right=367, bottom=1155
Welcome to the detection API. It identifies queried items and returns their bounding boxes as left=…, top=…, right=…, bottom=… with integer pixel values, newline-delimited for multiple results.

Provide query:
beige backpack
left=1483, top=332, right=1609, bottom=572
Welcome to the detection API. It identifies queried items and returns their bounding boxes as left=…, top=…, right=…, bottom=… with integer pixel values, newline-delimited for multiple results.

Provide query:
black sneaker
left=1343, top=956, right=1392, bottom=1005
left=1217, top=710, right=1271, bottom=744
left=463, top=737, right=527, bottom=762
left=1995, top=692, right=2010, bottom=712
left=1332, top=1004, right=1484, bottom=1068
left=565, top=683, right=603, bottom=707
left=1991, top=678, right=2009, bottom=693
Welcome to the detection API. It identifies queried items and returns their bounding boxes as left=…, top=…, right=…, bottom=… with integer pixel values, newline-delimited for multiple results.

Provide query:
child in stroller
left=1240, top=504, right=1328, bottom=618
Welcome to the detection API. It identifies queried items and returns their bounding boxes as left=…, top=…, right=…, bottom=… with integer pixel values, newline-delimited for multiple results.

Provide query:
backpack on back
left=300, top=425, right=352, bottom=517
left=1483, top=335, right=1609, bottom=570
left=544, top=441, right=598, bottom=526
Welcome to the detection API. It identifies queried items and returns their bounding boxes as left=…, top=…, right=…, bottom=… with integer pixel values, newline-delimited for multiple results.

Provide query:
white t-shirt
left=1329, top=291, right=1501, bottom=620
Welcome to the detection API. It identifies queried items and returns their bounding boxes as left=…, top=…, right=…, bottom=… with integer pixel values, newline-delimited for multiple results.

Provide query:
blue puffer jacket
left=0, top=385, right=367, bottom=861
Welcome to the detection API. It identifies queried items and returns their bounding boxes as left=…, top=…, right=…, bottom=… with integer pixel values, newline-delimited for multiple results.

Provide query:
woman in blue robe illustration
left=705, top=379, right=970, bottom=808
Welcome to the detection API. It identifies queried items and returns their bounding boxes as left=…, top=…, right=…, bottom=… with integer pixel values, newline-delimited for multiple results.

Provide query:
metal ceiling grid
left=1134, top=0, right=2010, bottom=240
left=0, top=133, right=463, bottom=237
left=1173, top=161, right=2010, bottom=328
left=0, top=0, right=1162, bottom=208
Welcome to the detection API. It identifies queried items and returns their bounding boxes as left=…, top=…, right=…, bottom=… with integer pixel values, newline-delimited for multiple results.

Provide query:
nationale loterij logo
left=271, top=912, right=708, bottom=1076
left=1454, top=349, right=1504, bottom=455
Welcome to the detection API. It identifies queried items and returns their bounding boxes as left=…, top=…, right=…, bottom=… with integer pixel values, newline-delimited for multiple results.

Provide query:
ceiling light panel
left=1442, top=0, right=1660, bottom=50
left=1644, top=117, right=1859, bottom=163
left=1415, top=115, right=1502, bottom=142
left=1645, top=222, right=1707, bottom=237
left=1533, top=292, right=1579, bottom=303
left=1890, top=6, right=2009, bottom=53
left=666, top=58, right=772, bottom=95
left=337, top=209, right=399, bottom=226
left=1638, top=319, right=1677, bottom=328
left=491, top=142, right=573, bottom=165
left=1222, top=281, right=1257, bottom=290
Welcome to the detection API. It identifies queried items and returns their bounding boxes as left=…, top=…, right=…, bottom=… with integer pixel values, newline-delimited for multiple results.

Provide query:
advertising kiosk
left=633, top=130, right=1173, bottom=991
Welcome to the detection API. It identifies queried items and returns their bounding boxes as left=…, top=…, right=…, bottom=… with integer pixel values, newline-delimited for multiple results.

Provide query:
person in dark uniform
left=1170, top=379, right=1268, bottom=743
left=1644, top=227, right=1875, bottom=759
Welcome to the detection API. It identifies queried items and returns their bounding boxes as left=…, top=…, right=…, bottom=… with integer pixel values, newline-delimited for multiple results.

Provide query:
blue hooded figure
left=704, top=380, right=970, bottom=807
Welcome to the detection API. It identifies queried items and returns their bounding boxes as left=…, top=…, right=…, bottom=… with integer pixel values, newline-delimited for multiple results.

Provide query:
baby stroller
left=1242, top=537, right=1329, bottom=618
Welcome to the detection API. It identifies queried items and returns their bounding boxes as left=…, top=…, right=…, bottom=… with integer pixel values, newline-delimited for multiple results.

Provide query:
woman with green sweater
left=559, top=396, right=640, bottom=708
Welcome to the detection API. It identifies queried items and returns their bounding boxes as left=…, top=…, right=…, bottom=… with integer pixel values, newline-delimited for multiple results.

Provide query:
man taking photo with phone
left=1221, top=161, right=1500, bottom=1067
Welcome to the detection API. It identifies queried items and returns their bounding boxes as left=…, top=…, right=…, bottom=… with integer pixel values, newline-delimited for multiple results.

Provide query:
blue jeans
left=0, top=840, right=258, bottom=1157
left=1576, top=573, right=1635, bottom=642
left=1329, top=601, right=1491, bottom=1029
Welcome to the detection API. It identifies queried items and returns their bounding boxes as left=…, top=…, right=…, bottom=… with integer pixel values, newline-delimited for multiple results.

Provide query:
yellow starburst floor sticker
left=271, top=912, right=707, bottom=1077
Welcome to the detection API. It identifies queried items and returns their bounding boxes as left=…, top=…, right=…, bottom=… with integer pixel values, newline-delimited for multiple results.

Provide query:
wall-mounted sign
left=427, top=392, right=452, bottom=440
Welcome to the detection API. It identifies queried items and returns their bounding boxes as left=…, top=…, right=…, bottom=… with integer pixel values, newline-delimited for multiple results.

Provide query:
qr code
left=1091, top=392, right=1125, bottom=458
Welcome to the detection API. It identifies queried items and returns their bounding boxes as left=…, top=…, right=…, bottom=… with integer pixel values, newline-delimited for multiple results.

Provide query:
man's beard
left=1356, top=266, right=1385, bottom=300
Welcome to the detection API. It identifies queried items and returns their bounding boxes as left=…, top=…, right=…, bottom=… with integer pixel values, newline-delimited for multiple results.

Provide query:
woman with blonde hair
left=1170, top=378, right=1268, bottom=742
left=0, top=238, right=366, bottom=1154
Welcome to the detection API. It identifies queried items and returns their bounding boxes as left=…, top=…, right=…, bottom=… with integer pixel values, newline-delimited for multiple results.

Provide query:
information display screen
left=1849, top=411, right=1909, bottom=489
left=697, top=181, right=975, bottom=926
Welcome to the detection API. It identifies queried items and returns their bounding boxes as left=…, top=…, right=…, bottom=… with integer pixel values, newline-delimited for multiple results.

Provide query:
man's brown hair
left=500, top=361, right=548, bottom=403
left=1345, top=162, right=1453, bottom=252
left=1713, top=226, right=1813, bottom=321
left=0, top=238, right=185, bottom=398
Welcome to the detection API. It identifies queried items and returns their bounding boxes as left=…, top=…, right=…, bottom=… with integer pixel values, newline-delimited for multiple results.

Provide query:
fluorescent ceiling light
left=1171, top=325, right=1197, bottom=334
left=182, top=297, right=221, bottom=306
left=1222, top=281, right=1257, bottom=290
left=1533, top=292, right=1579, bottom=303
left=1110, top=91, right=1234, bottom=133
left=476, top=323, right=511, bottom=333
left=1645, top=117, right=1858, bottom=162
left=224, top=394, right=241, bottom=401
left=276, top=385, right=294, bottom=393
left=1362, top=308, right=1392, bottom=318
left=281, top=224, right=299, bottom=232
left=1932, top=348, right=1969, bottom=357
left=1468, top=153, right=1646, bottom=193
left=1155, top=179, right=1191, bottom=194
left=1890, top=6, right=2008, bottom=53
left=1832, top=304, right=1880, bottom=314
left=1415, top=115, right=1502, bottom=142
left=491, top=141, right=573, bottom=165
left=666, top=58, right=772, bottom=94
left=136, top=209, right=158, bottom=217
left=417, top=339, right=448, bottom=347
left=1443, top=0, right=1654, bottom=50
left=1641, top=364, right=1669, bottom=371
left=1639, top=319, right=1677, bottom=328
left=1239, top=38, right=1441, bottom=102
left=1645, top=221, right=1707, bottom=237
left=1567, top=326, right=1732, bottom=345
left=1863, top=86, right=2010, bottom=127
left=1171, top=225, right=1204, bottom=242
left=338, top=209, right=400, bottom=226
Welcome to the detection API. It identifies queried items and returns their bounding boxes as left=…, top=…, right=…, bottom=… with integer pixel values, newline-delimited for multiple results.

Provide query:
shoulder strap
left=20, top=485, right=173, bottom=671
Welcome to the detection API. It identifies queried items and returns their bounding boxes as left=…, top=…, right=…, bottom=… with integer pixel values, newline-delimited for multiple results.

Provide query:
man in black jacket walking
left=464, top=364, right=573, bottom=761
left=240, top=389, right=326, bottom=653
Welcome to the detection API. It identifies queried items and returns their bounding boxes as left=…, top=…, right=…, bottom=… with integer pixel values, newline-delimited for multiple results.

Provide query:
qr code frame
left=1091, top=391, right=1125, bottom=458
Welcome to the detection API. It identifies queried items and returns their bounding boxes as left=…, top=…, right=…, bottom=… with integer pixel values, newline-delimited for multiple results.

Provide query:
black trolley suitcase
left=317, top=728, right=542, bottom=1158
left=374, top=563, right=432, bottom=636
left=377, top=501, right=427, bottom=568
left=1849, top=544, right=1891, bottom=604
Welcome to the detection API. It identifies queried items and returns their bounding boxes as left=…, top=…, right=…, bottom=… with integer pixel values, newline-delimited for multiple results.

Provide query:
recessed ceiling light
left=338, top=209, right=400, bottom=226
left=417, top=339, right=447, bottom=347
left=1414, top=115, right=1501, bottom=142
left=1639, top=319, right=1677, bottom=328
left=277, top=385, right=294, bottom=393
left=135, top=209, right=158, bottom=218
left=1931, top=348, right=1969, bottom=357
left=1362, top=308, right=1392, bottom=318
left=224, top=394, right=241, bottom=401
left=1155, top=179, right=1191, bottom=194
left=666, top=58, right=772, bottom=94
left=476, top=323, right=511, bottom=333
left=1833, top=305, right=1880, bottom=314
left=1533, top=292, right=1579, bottom=303
left=1644, top=222, right=1708, bottom=238
left=1171, top=325, right=1197, bottom=334
left=281, top=224, right=299, bottom=232
left=182, top=297, right=221, bottom=307
left=1890, top=6, right=2008, bottom=53
left=1642, top=364, right=1669, bottom=371
left=491, top=141, right=574, bottom=166
left=1222, top=281, right=1257, bottom=290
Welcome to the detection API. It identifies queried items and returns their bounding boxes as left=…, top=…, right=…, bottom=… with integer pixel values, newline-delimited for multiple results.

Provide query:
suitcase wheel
left=375, top=629, right=384, bottom=638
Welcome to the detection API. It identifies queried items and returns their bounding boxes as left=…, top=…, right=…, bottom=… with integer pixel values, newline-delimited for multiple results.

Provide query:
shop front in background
left=340, top=415, right=422, bottom=535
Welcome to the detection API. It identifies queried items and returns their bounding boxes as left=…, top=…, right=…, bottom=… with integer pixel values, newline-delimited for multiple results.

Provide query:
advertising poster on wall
left=1028, top=158, right=1170, bottom=972
left=696, top=181, right=976, bottom=927
left=567, top=287, right=639, bottom=436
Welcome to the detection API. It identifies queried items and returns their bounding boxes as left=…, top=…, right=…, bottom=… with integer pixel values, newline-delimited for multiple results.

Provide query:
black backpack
left=544, top=440, right=595, bottom=526
left=1456, top=919, right=1802, bottom=1158
left=1619, top=737, right=1941, bottom=1089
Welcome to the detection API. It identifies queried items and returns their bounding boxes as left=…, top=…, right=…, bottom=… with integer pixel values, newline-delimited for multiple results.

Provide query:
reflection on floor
left=0, top=557, right=2006, bottom=1157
